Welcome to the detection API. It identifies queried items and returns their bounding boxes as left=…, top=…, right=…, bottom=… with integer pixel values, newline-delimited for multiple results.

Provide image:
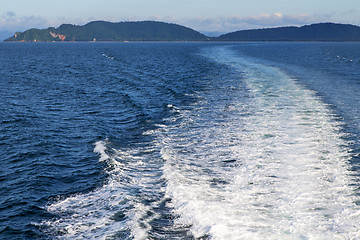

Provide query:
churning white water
left=157, top=46, right=360, bottom=239
left=41, top=46, right=360, bottom=240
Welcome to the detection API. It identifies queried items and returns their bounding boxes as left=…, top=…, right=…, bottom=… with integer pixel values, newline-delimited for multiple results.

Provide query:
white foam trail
left=42, top=45, right=360, bottom=239
left=42, top=140, right=162, bottom=239
left=93, top=140, right=110, bottom=162
left=156, top=46, right=360, bottom=239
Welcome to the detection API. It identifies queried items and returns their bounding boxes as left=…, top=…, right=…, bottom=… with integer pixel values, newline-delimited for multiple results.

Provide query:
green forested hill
left=218, top=23, right=360, bottom=41
left=5, top=22, right=360, bottom=42
left=5, top=21, right=209, bottom=42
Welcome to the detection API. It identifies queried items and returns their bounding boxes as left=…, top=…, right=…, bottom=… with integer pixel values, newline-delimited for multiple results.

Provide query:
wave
left=42, top=140, right=163, bottom=239
left=41, top=45, right=360, bottom=239
left=156, top=46, right=360, bottom=239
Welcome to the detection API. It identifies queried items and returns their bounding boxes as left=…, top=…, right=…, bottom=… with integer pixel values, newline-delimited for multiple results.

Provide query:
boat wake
left=41, top=46, right=360, bottom=240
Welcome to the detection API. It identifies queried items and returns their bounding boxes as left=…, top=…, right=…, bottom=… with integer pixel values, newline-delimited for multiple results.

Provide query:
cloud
left=177, top=13, right=324, bottom=32
left=99, top=13, right=324, bottom=34
left=0, top=11, right=345, bottom=35
left=6, top=11, right=16, bottom=18
left=0, top=12, right=56, bottom=33
left=0, top=11, right=70, bottom=33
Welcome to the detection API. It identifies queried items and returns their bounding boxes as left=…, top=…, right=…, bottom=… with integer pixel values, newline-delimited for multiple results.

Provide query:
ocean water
left=0, top=42, right=360, bottom=240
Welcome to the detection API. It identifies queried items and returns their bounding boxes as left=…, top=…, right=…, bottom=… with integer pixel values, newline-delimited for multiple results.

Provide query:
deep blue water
left=1, top=42, right=360, bottom=239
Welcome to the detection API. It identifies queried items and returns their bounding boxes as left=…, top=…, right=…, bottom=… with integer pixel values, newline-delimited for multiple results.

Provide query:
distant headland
left=4, top=21, right=360, bottom=42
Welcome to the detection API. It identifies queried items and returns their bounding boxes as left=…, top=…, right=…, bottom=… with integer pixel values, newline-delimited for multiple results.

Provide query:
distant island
left=218, top=23, right=360, bottom=42
left=4, top=21, right=360, bottom=42
left=4, top=21, right=209, bottom=42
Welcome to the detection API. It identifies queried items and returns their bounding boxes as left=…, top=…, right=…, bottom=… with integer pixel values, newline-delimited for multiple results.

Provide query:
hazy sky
left=1, top=0, right=359, bottom=33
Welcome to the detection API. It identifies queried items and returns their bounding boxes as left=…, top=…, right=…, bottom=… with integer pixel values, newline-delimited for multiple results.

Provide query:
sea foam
left=156, top=46, right=360, bottom=239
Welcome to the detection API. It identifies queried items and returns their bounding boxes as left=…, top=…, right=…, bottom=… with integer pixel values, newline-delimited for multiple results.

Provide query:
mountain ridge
left=4, top=21, right=360, bottom=42
left=4, top=21, right=209, bottom=42
left=218, top=22, right=360, bottom=41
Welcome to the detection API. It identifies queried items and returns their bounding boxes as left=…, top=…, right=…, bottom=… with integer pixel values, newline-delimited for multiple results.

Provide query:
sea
left=1, top=42, right=360, bottom=240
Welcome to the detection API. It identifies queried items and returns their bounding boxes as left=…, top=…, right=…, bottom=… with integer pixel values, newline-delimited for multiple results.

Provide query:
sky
left=1, top=0, right=360, bottom=35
